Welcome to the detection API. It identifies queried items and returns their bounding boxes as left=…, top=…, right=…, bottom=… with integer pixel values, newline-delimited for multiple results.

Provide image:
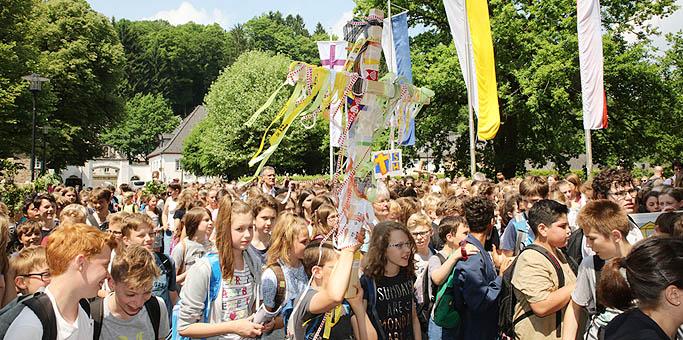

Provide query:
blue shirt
left=500, top=214, right=535, bottom=252
left=451, top=234, right=503, bottom=340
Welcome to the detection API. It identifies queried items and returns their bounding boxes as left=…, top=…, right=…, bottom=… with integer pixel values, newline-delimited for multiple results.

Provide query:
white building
left=62, top=105, right=212, bottom=188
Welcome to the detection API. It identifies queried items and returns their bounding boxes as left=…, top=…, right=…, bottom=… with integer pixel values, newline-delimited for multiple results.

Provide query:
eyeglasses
left=388, top=241, right=413, bottom=250
left=609, top=188, right=638, bottom=199
left=108, top=230, right=123, bottom=235
left=411, top=231, right=430, bottom=238
left=20, top=271, right=51, bottom=281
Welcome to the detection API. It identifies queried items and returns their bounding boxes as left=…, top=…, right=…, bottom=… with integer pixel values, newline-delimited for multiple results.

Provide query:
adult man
left=664, top=159, right=683, bottom=187
left=260, top=166, right=278, bottom=197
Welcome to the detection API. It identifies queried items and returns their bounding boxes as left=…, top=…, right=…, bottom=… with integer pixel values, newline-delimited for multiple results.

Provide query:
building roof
left=147, top=105, right=207, bottom=158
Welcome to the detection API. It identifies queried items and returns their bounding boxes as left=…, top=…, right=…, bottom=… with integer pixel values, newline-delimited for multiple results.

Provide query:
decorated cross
left=246, top=9, right=433, bottom=250
left=320, top=44, right=346, bottom=70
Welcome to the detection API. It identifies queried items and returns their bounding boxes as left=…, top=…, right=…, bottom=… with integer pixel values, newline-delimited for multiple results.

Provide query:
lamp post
left=22, top=73, right=50, bottom=181
left=41, top=125, right=50, bottom=176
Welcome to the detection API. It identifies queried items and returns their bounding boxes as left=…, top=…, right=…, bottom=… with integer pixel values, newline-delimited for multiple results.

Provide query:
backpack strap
left=524, top=244, right=565, bottom=337
left=435, top=252, right=446, bottom=264
left=144, top=296, right=161, bottom=340
left=362, top=276, right=387, bottom=340
left=268, top=263, right=287, bottom=312
left=23, top=293, right=56, bottom=340
left=156, top=252, right=174, bottom=274
left=593, top=255, right=606, bottom=314
left=90, top=297, right=105, bottom=340
left=204, top=252, right=223, bottom=323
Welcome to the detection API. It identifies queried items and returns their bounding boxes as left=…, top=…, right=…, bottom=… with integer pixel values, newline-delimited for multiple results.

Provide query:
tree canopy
left=356, top=0, right=681, bottom=177
left=101, top=93, right=180, bottom=161
left=182, top=51, right=327, bottom=178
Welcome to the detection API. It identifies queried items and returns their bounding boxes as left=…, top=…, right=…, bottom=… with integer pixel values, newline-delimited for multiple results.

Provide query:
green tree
left=182, top=51, right=327, bottom=178
left=0, top=0, right=126, bottom=170
left=102, top=93, right=180, bottom=161
left=355, top=0, right=678, bottom=177
left=242, top=12, right=319, bottom=64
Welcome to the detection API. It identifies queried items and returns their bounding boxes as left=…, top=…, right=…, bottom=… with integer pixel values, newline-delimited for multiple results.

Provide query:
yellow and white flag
left=443, top=0, right=500, bottom=140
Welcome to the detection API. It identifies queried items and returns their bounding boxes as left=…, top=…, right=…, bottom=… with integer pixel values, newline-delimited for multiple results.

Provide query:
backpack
left=266, top=263, right=293, bottom=327
left=432, top=254, right=462, bottom=330
left=0, top=292, right=91, bottom=340
left=170, top=252, right=222, bottom=340
left=512, top=219, right=533, bottom=256
left=416, top=253, right=446, bottom=331
left=360, top=275, right=389, bottom=340
left=498, top=244, right=565, bottom=339
left=564, top=228, right=584, bottom=273
left=91, top=295, right=161, bottom=340
left=156, top=251, right=174, bottom=276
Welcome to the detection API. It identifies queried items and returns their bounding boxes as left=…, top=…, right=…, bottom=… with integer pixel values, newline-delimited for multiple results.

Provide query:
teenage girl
left=172, top=207, right=214, bottom=287
left=311, top=204, right=338, bottom=240
left=598, top=236, right=683, bottom=340
left=361, top=221, right=422, bottom=340
left=260, top=213, right=311, bottom=336
left=657, top=187, right=683, bottom=212
left=177, top=197, right=270, bottom=339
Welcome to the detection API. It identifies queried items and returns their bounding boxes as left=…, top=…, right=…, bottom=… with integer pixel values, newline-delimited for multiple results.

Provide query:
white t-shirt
left=101, top=294, right=170, bottom=340
left=4, top=287, right=94, bottom=340
left=166, top=197, right=177, bottom=231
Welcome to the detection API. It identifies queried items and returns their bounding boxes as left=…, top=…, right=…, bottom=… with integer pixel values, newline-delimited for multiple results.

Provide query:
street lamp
left=41, top=125, right=50, bottom=177
left=22, top=73, right=50, bottom=181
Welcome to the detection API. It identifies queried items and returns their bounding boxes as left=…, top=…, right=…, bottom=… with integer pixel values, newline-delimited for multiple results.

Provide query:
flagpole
left=464, top=1, right=476, bottom=178
left=585, top=129, right=593, bottom=177
left=329, top=28, right=334, bottom=180
left=387, top=0, right=396, bottom=151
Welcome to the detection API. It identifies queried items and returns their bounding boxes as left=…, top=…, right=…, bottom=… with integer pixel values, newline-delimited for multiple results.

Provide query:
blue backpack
left=171, top=252, right=222, bottom=340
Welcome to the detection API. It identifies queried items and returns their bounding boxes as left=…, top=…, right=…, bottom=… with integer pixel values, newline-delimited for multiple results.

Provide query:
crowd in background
left=0, top=163, right=681, bottom=340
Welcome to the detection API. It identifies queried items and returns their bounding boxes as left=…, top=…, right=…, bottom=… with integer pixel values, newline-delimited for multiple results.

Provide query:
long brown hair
left=312, top=204, right=336, bottom=238
left=363, top=221, right=416, bottom=279
left=215, top=196, right=252, bottom=279
left=183, top=207, right=211, bottom=240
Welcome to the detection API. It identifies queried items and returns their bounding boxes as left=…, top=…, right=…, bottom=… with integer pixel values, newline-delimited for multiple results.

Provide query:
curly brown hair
left=592, top=168, right=633, bottom=199
left=363, top=221, right=416, bottom=279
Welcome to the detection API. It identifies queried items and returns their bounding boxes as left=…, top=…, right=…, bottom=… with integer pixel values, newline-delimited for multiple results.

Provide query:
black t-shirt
left=291, top=288, right=355, bottom=340
left=373, top=271, right=415, bottom=340
left=605, top=309, right=670, bottom=340
left=173, top=209, right=186, bottom=220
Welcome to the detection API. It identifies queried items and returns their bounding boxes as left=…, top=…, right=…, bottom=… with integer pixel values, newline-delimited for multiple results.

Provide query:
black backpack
left=91, top=295, right=161, bottom=340
left=498, top=244, right=566, bottom=339
left=563, top=228, right=584, bottom=274
left=0, top=292, right=91, bottom=340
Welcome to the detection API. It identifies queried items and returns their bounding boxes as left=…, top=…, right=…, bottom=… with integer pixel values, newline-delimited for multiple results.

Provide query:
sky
left=86, top=0, right=682, bottom=50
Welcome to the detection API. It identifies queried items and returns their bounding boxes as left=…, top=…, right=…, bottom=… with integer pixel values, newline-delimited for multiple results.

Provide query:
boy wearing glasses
left=11, top=246, right=50, bottom=296
left=407, top=213, right=435, bottom=338
left=501, top=176, right=549, bottom=257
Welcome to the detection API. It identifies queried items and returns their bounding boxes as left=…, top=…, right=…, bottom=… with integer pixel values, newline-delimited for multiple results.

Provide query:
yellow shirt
left=511, top=247, right=577, bottom=340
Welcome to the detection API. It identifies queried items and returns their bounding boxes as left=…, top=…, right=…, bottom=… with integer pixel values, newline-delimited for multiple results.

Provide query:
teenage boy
left=11, top=246, right=50, bottom=296
left=4, top=223, right=116, bottom=338
left=591, top=168, right=644, bottom=244
left=511, top=200, right=576, bottom=340
left=121, top=213, right=178, bottom=319
left=501, top=176, right=549, bottom=257
left=248, top=194, right=279, bottom=266
left=33, top=194, right=57, bottom=240
left=452, top=196, right=512, bottom=340
left=97, top=245, right=170, bottom=340
left=87, top=187, right=112, bottom=231
left=562, top=200, right=633, bottom=340
left=162, top=183, right=181, bottom=255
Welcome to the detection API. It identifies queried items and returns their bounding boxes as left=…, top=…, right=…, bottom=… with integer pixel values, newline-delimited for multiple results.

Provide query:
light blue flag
left=382, top=12, right=416, bottom=145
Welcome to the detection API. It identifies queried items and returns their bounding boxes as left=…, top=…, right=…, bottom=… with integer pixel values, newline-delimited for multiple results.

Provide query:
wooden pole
left=585, top=129, right=593, bottom=177
left=464, top=4, right=476, bottom=178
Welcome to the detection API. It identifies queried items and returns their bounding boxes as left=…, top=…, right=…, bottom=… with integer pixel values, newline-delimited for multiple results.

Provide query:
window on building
left=175, top=159, right=181, bottom=171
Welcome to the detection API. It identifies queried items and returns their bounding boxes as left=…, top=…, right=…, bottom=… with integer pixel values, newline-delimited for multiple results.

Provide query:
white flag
left=317, top=41, right=348, bottom=146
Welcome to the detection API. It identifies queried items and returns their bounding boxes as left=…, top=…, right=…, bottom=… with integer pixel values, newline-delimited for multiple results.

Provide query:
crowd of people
left=0, top=164, right=682, bottom=340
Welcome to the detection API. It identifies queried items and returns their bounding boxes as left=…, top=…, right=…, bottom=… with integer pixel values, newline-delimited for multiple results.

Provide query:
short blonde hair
left=407, top=212, right=432, bottom=231
left=578, top=199, right=629, bottom=238
left=46, top=223, right=116, bottom=276
left=59, top=204, right=87, bottom=226
left=110, top=245, right=159, bottom=290
left=11, top=246, right=47, bottom=277
left=120, top=213, right=155, bottom=237
left=422, top=193, right=443, bottom=212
